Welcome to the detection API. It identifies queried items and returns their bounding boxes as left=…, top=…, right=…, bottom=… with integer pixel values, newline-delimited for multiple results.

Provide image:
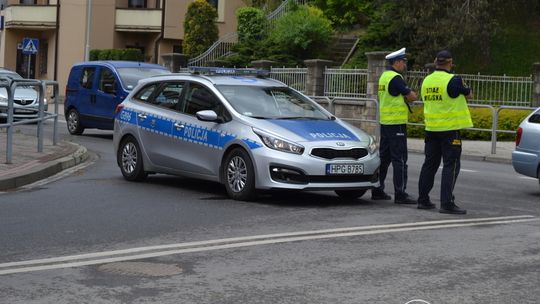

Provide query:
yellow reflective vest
left=421, top=71, right=473, bottom=131
left=378, top=70, right=409, bottom=125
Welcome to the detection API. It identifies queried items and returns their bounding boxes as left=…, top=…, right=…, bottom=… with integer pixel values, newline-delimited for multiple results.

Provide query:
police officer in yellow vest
left=371, top=47, right=418, bottom=204
left=417, top=50, right=473, bottom=214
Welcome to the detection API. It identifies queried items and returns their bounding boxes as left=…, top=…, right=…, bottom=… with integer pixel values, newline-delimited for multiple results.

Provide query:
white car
left=0, top=69, right=45, bottom=120
left=113, top=68, right=380, bottom=200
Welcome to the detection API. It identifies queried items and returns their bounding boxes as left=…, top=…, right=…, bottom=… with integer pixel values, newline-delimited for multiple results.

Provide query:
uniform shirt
left=388, top=68, right=412, bottom=97
left=435, top=68, right=471, bottom=98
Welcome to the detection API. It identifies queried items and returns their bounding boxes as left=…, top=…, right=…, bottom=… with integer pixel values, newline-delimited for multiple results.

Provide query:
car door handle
left=137, top=114, right=147, bottom=120
left=174, top=123, right=184, bottom=130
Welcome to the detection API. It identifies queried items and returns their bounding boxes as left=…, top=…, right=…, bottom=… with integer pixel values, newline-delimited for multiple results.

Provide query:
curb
left=0, top=142, right=88, bottom=191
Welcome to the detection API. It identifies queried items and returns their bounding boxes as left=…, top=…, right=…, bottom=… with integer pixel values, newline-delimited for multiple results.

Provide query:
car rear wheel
left=223, top=148, right=256, bottom=201
left=118, top=136, right=147, bottom=181
left=335, top=189, right=367, bottom=199
left=66, top=108, right=84, bottom=135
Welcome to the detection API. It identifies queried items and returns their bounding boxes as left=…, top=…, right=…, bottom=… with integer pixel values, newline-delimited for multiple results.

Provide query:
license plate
left=326, top=163, right=364, bottom=175
left=14, top=109, right=36, bottom=114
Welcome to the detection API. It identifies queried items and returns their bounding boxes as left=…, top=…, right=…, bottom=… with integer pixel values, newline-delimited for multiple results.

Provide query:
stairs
left=328, top=35, right=359, bottom=66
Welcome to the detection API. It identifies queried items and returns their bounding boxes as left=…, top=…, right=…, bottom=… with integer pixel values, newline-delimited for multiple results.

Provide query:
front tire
left=335, top=189, right=367, bottom=199
left=66, top=108, right=84, bottom=135
left=118, top=136, right=147, bottom=181
left=223, top=148, right=256, bottom=201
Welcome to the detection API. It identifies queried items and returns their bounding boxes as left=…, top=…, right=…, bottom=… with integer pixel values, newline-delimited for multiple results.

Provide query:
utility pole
left=84, top=0, right=93, bottom=61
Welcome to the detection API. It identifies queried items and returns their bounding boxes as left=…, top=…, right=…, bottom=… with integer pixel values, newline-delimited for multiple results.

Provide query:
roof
left=72, top=61, right=168, bottom=70
left=145, top=74, right=286, bottom=87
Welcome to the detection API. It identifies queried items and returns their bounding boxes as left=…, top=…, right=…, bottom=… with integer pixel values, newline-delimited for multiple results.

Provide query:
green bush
left=90, top=49, right=144, bottom=61
left=183, top=0, right=219, bottom=59
left=407, top=106, right=532, bottom=141
left=268, top=5, right=333, bottom=60
left=236, top=7, right=267, bottom=44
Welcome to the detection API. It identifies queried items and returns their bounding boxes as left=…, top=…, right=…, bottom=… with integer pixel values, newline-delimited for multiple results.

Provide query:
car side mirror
left=196, top=110, right=219, bottom=122
left=103, top=83, right=116, bottom=95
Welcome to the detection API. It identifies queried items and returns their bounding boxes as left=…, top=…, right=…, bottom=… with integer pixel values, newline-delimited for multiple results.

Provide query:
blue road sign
left=22, top=38, right=39, bottom=55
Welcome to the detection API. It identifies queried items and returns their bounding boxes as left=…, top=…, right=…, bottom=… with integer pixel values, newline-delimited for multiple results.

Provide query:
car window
left=529, top=113, right=540, bottom=124
left=80, top=67, right=96, bottom=89
left=116, top=67, right=170, bottom=91
left=184, top=83, right=224, bottom=116
left=133, top=83, right=159, bottom=102
left=153, top=82, right=185, bottom=110
left=216, top=85, right=329, bottom=120
left=99, top=68, right=116, bottom=94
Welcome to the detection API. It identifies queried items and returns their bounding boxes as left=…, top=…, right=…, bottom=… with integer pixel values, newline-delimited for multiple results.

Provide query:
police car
left=113, top=68, right=380, bottom=200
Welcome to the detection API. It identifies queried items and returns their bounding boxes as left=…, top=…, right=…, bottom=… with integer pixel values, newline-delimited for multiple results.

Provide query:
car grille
left=14, top=99, right=34, bottom=106
left=310, top=148, right=368, bottom=160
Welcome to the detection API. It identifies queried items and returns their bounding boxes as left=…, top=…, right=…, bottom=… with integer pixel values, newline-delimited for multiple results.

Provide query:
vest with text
left=421, top=71, right=473, bottom=131
left=378, top=70, right=409, bottom=125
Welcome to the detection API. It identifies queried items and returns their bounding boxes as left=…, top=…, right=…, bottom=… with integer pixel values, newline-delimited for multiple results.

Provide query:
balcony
left=3, top=5, right=57, bottom=30
left=115, top=8, right=161, bottom=32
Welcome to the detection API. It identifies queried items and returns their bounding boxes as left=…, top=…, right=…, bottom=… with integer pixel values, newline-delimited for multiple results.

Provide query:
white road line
left=518, top=176, right=537, bottom=180
left=0, top=215, right=536, bottom=275
left=438, top=166, right=477, bottom=173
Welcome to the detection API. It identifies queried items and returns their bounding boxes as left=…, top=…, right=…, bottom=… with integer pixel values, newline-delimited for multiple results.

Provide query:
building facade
left=0, top=0, right=245, bottom=93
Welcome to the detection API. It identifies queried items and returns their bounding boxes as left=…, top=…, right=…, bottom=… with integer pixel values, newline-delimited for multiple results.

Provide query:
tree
left=311, top=0, right=372, bottom=29
left=183, top=0, right=219, bottom=59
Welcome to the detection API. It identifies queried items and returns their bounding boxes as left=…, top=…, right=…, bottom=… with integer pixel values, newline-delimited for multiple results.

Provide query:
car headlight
left=368, top=135, right=378, bottom=154
left=253, top=128, right=304, bottom=155
left=0, top=96, right=7, bottom=104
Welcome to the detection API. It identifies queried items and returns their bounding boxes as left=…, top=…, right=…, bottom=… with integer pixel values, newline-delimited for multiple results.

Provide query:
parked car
left=64, top=61, right=170, bottom=134
left=0, top=68, right=45, bottom=120
left=113, top=67, right=380, bottom=200
left=512, top=107, right=540, bottom=185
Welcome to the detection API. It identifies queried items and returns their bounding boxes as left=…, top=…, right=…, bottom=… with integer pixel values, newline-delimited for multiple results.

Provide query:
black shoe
left=439, top=204, right=467, bottom=215
left=394, top=196, right=417, bottom=204
left=417, top=201, right=436, bottom=209
left=371, top=192, right=391, bottom=200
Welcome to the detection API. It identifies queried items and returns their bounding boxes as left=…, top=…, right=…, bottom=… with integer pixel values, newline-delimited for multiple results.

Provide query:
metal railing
left=269, top=67, right=308, bottom=93
left=324, top=68, right=368, bottom=98
left=0, top=78, right=59, bottom=164
left=310, top=96, right=537, bottom=154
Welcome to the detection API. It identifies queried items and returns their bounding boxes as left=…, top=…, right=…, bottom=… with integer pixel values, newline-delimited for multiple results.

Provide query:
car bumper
left=512, top=149, right=539, bottom=178
left=0, top=105, right=49, bottom=120
left=251, top=148, right=380, bottom=190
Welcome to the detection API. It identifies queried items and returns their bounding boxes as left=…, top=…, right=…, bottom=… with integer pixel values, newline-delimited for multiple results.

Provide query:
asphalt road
left=1, top=118, right=539, bottom=304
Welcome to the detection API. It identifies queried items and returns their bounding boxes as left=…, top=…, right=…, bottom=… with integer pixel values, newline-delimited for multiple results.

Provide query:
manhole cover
left=98, top=262, right=183, bottom=277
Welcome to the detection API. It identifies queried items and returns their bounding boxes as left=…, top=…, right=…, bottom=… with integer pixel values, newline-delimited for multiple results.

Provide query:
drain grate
left=98, top=262, right=183, bottom=277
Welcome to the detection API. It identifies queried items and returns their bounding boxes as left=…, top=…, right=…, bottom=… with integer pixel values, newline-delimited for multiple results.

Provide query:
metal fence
left=269, top=67, right=308, bottom=93
left=324, top=68, right=368, bottom=98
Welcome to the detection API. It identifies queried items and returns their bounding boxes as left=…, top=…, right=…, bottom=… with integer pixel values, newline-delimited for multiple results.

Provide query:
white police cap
left=385, top=47, right=407, bottom=61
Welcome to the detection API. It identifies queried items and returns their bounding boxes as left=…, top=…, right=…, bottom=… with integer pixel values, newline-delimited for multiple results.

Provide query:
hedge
left=407, top=106, right=533, bottom=141
left=89, top=49, right=144, bottom=61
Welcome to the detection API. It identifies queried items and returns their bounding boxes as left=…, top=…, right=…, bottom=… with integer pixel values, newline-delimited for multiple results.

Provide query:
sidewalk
left=0, top=130, right=514, bottom=192
left=0, top=130, right=88, bottom=191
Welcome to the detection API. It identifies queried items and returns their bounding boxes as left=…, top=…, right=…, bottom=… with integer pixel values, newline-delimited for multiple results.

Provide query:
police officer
left=417, top=50, right=473, bottom=214
left=371, top=47, right=417, bottom=204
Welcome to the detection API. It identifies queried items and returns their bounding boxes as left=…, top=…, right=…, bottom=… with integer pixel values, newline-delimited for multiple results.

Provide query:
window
left=134, top=84, right=159, bottom=102
left=153, top=82, right=185, bottom=110
left=184, top=83, right=222, bottom=116
left=20, top=0, right=37, bottom=4
left=79, top=67, right=96, bottom=89
left=207, top=0, right=218, bottom=9
left=39, top=41, right=48, bottom=76
left=99, top=68, right=116, bottom=94
left=529, top=114, right=540, bottom=124
left=128, top=0, right=146, bottom=8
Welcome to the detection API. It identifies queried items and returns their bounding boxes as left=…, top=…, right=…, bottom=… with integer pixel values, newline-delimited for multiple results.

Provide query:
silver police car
left=113, top=68, right=380, bottom=200
left=512, top=107, right=540, bottom=185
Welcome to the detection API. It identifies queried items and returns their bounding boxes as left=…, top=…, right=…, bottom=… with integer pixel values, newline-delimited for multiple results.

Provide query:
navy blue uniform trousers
left=376, top=124, right=408, bottom=199
left=418, top=130, right=462, bottom=207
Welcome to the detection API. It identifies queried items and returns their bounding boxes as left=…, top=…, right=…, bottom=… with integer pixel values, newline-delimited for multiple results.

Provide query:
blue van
left=64, top=61, right=170, bottom=134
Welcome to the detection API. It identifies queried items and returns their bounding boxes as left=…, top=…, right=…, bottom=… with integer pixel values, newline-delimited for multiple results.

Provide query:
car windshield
left=0, top=72, right=23, bottom=80
left=216, top=85, right=330, bottom=120
left=117, top=67, right=170, bottom=91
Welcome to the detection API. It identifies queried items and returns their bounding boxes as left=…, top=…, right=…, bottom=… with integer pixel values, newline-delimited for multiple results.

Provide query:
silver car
left=113, top=68, right=380, bottom=200
left=0, top=69, right=45, bottom=120
left=512, top=107, right=540, bottom=185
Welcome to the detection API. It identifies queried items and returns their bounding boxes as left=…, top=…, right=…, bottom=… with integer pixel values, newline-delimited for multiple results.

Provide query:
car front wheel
left=66, top=108, right=84, bottom=135
left=118, top=136, right=147, bottom=182
left=223, top=148, right=256, bottom=201
left=335, top=189, right=367, bottom=199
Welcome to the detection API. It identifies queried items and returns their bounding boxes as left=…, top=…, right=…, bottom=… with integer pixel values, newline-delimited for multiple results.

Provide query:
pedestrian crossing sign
left=22, top=38, right=39, bottom=55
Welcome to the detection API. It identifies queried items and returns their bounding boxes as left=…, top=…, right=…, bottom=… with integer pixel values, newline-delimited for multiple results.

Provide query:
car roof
left=72, top=61, right=168, bottom=70
left=144, top=74, right=286, bottom=87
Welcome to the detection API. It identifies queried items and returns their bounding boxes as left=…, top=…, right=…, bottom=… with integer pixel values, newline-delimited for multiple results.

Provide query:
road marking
left=438, top=166, right=477, bottom=173
left=0, top=215, right=536, bottom=275
left=518, top=176, right=537, bottom=181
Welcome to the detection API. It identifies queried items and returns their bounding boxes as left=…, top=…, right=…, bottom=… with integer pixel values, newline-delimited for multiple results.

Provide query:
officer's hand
left=405, top=91, right=417, bottom=102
